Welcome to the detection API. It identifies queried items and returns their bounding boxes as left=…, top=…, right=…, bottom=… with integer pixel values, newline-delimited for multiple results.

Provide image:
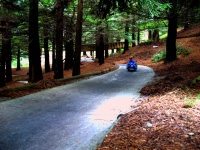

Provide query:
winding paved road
left=0, top=65, right=154, bottom=150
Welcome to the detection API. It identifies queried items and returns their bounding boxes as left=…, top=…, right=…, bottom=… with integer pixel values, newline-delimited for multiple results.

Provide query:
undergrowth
left=184, top=93, right=200, bottom=108
left=151, top=44, right=191, bottom=62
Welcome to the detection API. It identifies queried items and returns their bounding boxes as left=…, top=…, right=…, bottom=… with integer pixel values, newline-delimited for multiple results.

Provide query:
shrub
left=191, top=76, right=200, bottom=86
left=184, top=93, right=200, bottom=108
left=151, top=50, right=166, bottom=62
left=116, top=48, right=124, bottom=54
left=151, top=44, right=191, bottom=63
left=176, top=44, right=191, bottom=55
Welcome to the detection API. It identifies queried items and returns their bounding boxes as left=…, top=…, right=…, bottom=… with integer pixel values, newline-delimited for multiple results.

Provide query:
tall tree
left=123, top=21, right=129, bottom=54
left=29, top=0, right=43, bottom=82
left=0, top=0, right=23, bottom=86
left=104, top=21, right=109, bottom=59
left=54, top=0, right=64, bottom=79
left=165, top=0, right=178, bottom=61
left=0, top=30, right=6, bottom=87
left=137, top=28, right=140, bottom=44
left=64, top=38, right=74, bottom=70
left=0, top=22, right=13, bottom=85
left=104, top=34, right=109, bottom=58
left=16, top=46, right=21, bottom=71
left=73, top=0, right=83, bottom=76
left=52, top=34, right=56, bottom=71
left=40, top=2, right=52, bottom=73
left=131, top=18, right=136, bottom=47
left=151, top=0, right=199, bottom=62
left=64, top=11, right=75, bottom=70
left=153, top=29, right=159, bottom=44
left=178, top=0, right=200, bottom=30
left=4, top=30, right=12, bottom=82
left=95, top=30, right=100, bottom=59
left=40, top=0, right=55, bottom=71
left=43, top=24, right=50, bottom=73
left=98, top=31, right=104, bottom=65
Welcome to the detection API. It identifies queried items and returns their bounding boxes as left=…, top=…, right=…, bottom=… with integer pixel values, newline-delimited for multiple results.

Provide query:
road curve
left=0, top=65, right=154, bottom=150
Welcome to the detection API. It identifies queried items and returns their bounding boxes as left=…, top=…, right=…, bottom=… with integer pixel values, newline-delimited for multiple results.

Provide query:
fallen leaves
left=97, top=90, right=200, bottom=150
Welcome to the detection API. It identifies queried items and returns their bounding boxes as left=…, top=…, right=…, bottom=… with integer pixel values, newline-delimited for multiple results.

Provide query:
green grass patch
left=184, top=93, right=200, bottom=108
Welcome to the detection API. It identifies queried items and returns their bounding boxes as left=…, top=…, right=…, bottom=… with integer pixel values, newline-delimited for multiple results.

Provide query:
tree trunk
left=95, top=33, right=100, bottom=59
left=83, top=51, right=86, bottom=55
left=104, top=35, right=109, bottom=59
left=166, top=0, right=177, bottom=62
left=16, top=46, right=21, bottom=71
left=137, top=28, right=140, bottom=44
left=95, top=22, right=101, bottom=59
left=29, top=0, right=43, bottom=82
left=123, top=21, right=129, bottom=54
left=148, top=30, right=152, bottom=40
left=43, top=25, right=50, bottom=73
left=72, top=0, right=83, bottom=76
left=132, top=19, right=136, bottom=47
left=153, top=30, right=159, bottom=44
left=0, top=34, right=6, bottom=87
left=132, top=32, right=136, bottom=47
left=54, top=0, right=64, bottom=79
left=104, top=23, right=109, bottom=58
left=52, top=35, right=56, bottom=71
left=5, top=31, right=12, bottom=82
left=98, top=34, right=104, bottom=65
left=44, top=37, right=50, bottom=73
left=2, top=30, right=12, bottom=82
left=64, top=39, right=74, bottom=70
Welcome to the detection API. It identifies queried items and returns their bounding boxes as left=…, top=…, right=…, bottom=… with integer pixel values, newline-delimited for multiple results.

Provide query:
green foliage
left=139, top=20, right=168, bottom=30
left=12, top=58, right=29, bottom=68
left=160, top=33, right=168, bottom=39
left=151, top=50, right=166, bottom=62
left=146, top=39, right=153, bottom=43
left=198, top=93, right=200, bottom=99
left=109, top=49, right=121, bottom=57
left=151, top=44, right=191, bottom=62
left=85, top=15, right=98, bottom=24
left=191, top=76, right=200, bottom=85
left=40, top=0, right=54, bottom=5
left=116, top=48, right=124, bottom=54
left=109, top=52, right=116, bottom=57
left=176, top=44, right=191, bottom=55
left=140, top=0, right=171, bottom=17
left=184, top=93, right=200, bottom=108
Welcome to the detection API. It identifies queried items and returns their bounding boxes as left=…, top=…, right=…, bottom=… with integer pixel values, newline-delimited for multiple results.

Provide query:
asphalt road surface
left=0, top=65, right=155, bottom=150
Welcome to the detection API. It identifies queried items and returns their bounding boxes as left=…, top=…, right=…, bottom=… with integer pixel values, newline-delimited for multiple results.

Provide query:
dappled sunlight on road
left=89, top=96, right=135, bottom=125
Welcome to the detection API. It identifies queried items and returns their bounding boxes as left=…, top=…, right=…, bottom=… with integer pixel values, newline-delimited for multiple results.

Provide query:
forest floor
left=0, top=23, right=200, bottom=149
